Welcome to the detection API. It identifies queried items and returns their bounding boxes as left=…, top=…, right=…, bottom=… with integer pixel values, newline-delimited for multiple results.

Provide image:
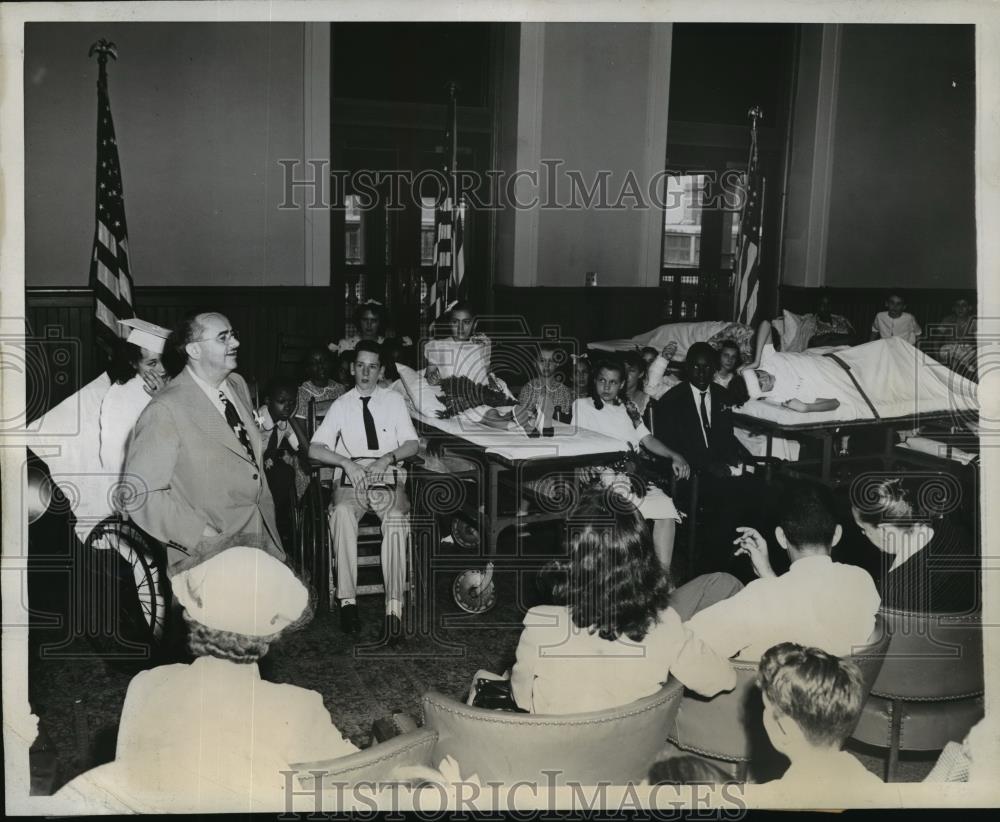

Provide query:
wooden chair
left=849, top=607, right=984, bottom=782
left=666, top=614, right=892, bottom=781
left=421, top=679, right=685, bottom=786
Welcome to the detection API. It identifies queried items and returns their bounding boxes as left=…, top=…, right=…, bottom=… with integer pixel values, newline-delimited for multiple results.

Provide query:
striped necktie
left=220, top=390, right=258, bottom=467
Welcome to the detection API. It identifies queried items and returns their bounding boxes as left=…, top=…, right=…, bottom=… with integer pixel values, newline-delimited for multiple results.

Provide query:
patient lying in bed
left=742, top=344, right=841, bottom=413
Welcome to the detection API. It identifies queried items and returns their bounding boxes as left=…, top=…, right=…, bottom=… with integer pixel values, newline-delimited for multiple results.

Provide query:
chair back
left=865, top=608, right=983, bottom=701
left=669, top=614, right=891, bottom=763
left=422, top=679, right=685, bottom=785
left=290, top=729, right=438, bottom=790
left=851, top=608, right=984, bottom=756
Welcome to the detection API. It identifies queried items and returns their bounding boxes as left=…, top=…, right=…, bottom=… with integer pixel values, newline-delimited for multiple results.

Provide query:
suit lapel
left=174, top=370, right=255, bottom=464
left=225, top=375, right=263, bottom=464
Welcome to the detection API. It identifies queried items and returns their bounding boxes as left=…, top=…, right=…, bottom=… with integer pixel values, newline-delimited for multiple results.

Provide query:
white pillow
left=395, top=364, right=446, bottom=417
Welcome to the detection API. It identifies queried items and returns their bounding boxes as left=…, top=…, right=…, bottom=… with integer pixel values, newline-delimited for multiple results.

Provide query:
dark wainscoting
left=26, top=287, right=340, bottom=414
left=779, top=285, right=978, bottom=343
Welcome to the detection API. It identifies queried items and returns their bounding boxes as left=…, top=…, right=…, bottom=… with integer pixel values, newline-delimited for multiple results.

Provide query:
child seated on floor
left=258, top=377, right=309, bottom=548
left=870, top=289, right=922, bottom=346
left=757, top=642, right=882, bottom=788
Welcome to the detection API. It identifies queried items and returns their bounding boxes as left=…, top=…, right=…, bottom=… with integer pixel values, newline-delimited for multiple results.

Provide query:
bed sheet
left=736, top=338, right=977, bottom=425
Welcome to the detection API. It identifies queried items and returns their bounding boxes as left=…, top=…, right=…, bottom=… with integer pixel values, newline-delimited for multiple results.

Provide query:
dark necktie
left=266, top=426, right=279, bottom=457
left=220, top=390, right=258, bottom=467
left=699, top=390, right=711, bottom=442
left=361, top=396, right=380, bottom=450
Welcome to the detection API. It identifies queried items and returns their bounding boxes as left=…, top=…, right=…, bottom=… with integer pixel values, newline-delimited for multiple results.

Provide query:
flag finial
left=88, top=39, right=118, bottom=63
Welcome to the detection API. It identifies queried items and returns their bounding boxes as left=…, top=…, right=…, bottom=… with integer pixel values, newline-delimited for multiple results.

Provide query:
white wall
left=25, top=22, right=329, bottom=287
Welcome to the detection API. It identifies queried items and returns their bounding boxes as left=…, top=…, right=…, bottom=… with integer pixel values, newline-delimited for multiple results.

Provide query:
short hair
left=640, top=346, right=659, bottom=360
left=686, top=341, right=719, bottom=368
left=620, top=349, right=645, bottom=372
left=165, top=310, right=212, bottom=370
left=264, top=376, right=297, bottom=400
left=354, top=338, right=382, bottom=362
left=538, top=340, right=561, bottom=357
left=777, top=482, right=839, bottom=548
left=544, top=489, right=671, bottom=643
left=448, top=300, right=475, bottom=319
left=719, top=338, right=741, bottom=355
left=648, top=756, right=734, bottom=786
left=588, top=356, right=626, bottom=409
left=851, top=476, right=929, bottom=527
left=886, top=289, right=906, bottom=302
left=757, top=642, right=866, bottom=748
left=352, top=301, right=384, bottom=328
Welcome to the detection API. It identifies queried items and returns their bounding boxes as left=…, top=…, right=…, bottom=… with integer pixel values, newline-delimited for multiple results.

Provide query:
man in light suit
left=124, top=311, right=285, bottom=576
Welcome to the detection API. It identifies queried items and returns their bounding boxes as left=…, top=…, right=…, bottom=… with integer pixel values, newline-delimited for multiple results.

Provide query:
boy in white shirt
left=871, top=290, right=922, bottom=346
left=757, top=642, right=882, bottom=788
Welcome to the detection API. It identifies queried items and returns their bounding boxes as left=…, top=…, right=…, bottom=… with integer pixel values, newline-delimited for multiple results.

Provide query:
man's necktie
left=361, top=396, right=380, bottom=450
left=266, top=426, right=279, bottom=457
left=220, top=391, right=258, bottom=467
left=699, top=390, right=711, bottom=443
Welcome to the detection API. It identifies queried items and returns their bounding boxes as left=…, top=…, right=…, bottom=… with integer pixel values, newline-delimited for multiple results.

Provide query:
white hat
left=119, top=318, right=170, bottom=354
left=743, top=368, right=763, bottom=399
left=172, top=547, right=308, bottom=637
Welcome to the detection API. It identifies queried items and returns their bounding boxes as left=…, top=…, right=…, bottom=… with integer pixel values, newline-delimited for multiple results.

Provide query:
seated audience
left=757, top=642, right=881, bottom=787
left=482, top=342, right=573, bottom=431
left=937, top=295, right=977, bottom=377
left=257, top=377, right=308, bottom=549
left=573, top=357, right=690, bottom=571
left=641, top=341, right=683, bottom=401
left=508, top=491, right=736, bottom=714
left=296, top=347, right=344, bottom=424
left=308, top=340, right=419, bottom=644
left=99, top=318, right=172, bottom=476
left=870, top=289, right=922, bottom=346
left=810, top=290, right=856, bottom=347
left=55, top=547, right=358, bottom=811
left=687, top=483, right=880, bottom=660
left=330, top=299, right=412, bottom=354
left=571, top=353, right=591, bottom=399
left=713, top=339, right=749, bottom=406
left=425, top=300, right=492, bottom=386
left=851, top=476, right=979, bottom=614
left=621, top=349, right=652, bottom=423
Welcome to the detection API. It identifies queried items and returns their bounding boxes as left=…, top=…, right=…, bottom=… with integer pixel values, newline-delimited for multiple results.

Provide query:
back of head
left=851, top=475, right=927, bottom=528
left=547, top=489, right=670, bottom=642
left=757, top=642, right=865, bottom=748
left=777, top=482, right=839, bottom=550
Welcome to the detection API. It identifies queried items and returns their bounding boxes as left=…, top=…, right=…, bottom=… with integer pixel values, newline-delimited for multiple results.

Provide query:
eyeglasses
left=193, top=329, right=239, bottom=344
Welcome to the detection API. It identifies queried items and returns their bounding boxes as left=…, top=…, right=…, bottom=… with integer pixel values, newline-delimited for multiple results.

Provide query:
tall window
left=662, top=174, right=705, bottom=268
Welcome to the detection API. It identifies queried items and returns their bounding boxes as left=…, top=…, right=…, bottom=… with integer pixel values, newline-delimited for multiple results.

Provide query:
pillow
left=395, top=364, right=446, bottom=417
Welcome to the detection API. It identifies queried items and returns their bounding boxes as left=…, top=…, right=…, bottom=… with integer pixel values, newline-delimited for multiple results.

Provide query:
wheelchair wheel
left=85, top=517, right=170, bottom=646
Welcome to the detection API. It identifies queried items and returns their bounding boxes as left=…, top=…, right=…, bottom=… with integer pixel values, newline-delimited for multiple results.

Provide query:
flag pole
left=733, top=105, right=763, bottom=321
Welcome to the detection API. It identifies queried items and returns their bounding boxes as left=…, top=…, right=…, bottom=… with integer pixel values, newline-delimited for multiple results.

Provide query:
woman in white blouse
left=510, top=491, right=736, bottom=714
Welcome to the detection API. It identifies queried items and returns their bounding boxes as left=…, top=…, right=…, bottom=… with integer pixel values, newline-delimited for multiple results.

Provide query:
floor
left=27, top=510, right=937, bottom=796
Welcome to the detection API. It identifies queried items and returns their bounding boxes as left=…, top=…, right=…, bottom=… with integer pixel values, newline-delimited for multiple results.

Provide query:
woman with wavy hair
left=851, top=475, right=978, bottom=614
left=507, top=490, right=735, bottom=714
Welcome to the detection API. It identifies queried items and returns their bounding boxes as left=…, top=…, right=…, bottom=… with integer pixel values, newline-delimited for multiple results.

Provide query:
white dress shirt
left=310, top=386, right=418, bottom=479
left=186, top=366, right=239, bottom=419
left=686, top=554, right=881, bottom=661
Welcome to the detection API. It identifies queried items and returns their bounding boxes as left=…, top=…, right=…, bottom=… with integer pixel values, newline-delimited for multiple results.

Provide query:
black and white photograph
left=2, top=0, right=998, bottom=813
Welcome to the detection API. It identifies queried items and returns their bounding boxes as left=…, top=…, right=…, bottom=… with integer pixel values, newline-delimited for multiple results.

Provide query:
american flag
left=733, top=110, right=765, bottom=327
left=88, top=41, right=135, bottom=355
left=428, top=83, right=466, bottom=324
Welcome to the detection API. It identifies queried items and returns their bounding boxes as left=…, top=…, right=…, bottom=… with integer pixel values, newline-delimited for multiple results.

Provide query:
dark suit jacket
left=124, top=368, right=284, bottom=575
left=652, top=381, right=747, bottom=475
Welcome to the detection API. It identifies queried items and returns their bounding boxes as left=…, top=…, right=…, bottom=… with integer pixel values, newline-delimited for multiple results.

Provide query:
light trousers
left=328, top=473, right=409, bottom=608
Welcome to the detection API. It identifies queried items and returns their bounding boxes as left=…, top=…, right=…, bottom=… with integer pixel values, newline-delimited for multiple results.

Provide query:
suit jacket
left=652, top=381, right=747, bottom=474
left=124, top=368, right=284, bottom=575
